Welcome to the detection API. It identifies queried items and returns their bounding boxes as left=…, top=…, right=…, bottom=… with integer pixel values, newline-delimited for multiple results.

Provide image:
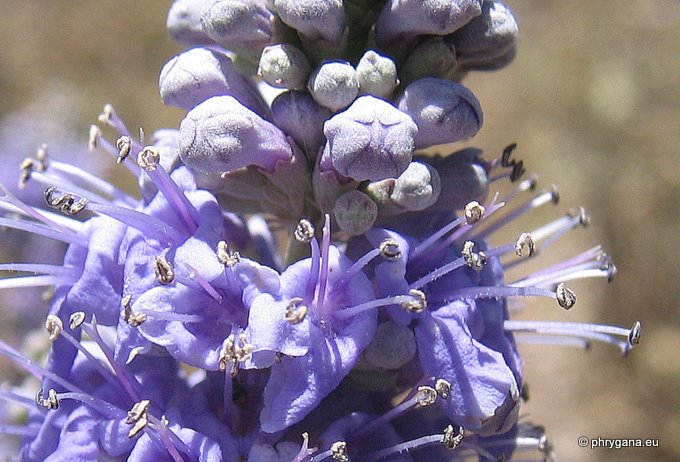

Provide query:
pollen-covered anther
left=44, top=186, right=88, bottom=216
left=330, top=441, right=349, bottom=462
left=45, top=315, right=63, bottom=341
left=126, top=399, right=151, bottom=438
left=216, top=241, right=240, bottom=267
left=88, top=125, right=101, bottom=151
left=123, top=296, right=147, bottom=327
left=628, top=321, right=642, bottom=346
left=294, top=218, right=315, bottom=243
left=461, top=240, right=487, bottom=271
left=154, top=255, right=175, bottom=285
left=416, top=385, right=437, bottom=407
left=219, top=334, right=254, bottom=377
left=284, top=297, right=308, bottom=324
left=18, top=158, right=34, bottom=188
left=137, top=146, right=160, bottom=171
left=435, top=378, right=451, bottom=399
left=69, top=311, right=86, bottom=330
left=36, top=144, right=49, bottom=170
left=379, top=238, right=401, bottom=260
left=572, top=206, right=590, bottom=226
left=464, top=200, right=485, bottom=224
left=442, top=425, right=464, bottom=450
left=116, top=136, right=132, bottom=164
left=556, top=283, right=576, bottom=309
left=515, top=232, right=535, bottom=257
left=401, top=289, right=427, bottom=313
left=98, top=103, right=115, bottom=124
left=35, top=388, right=59, bottom=410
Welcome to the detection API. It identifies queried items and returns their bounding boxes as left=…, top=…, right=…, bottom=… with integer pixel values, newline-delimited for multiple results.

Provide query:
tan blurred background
left=0, top=1, right=678, bottom=461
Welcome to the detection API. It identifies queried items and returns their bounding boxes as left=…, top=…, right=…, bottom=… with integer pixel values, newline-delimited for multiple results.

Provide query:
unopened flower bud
left=271, top=90, right=332, bottom=158
left=447, top=0, right=518, bottom=71
left=201, top=0, right=275, bottom=55
left=400, top=37, right=457, bottom=85
left=273, top=0, right=345, bottom=46
left=160, top=48, right=266, bottom=115
left=366, top=161, right=441, bottom=214
left=398, top=78, right=482, bottom=148
left=355, top=50, right=398, bottom=98
left=167, top=0, right=214, bottom=46
left=323, top=95, right=417, bottom=181
left=308, top=61, right=359, bottom=111
left=363, top=320, right=417, bottom=369
left=258, top=44, right=312, bottom=89
left=333, top=190, right=378, bottom=235
left=179, top=96, right=292, bottom=174
left=426, top=148, right=490, bottom=210
left=375, top=0, right=483, bottom=46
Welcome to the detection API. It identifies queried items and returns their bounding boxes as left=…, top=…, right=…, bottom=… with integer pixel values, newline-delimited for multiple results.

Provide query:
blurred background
left=0, top=1, right=677, bottom=460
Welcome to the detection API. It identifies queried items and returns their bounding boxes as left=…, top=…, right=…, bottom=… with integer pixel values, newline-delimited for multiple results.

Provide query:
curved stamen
left=0, top=184, right=82, bottom=235
left=334, top=293, right=425, bottom=320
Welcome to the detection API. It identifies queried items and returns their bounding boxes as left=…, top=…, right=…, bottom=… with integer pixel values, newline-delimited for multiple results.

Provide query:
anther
left=19, top=158, right=34, bottom=188
left=464, top=201, right=485, bottom=224
left=44, top=186, right=88, bottom=216
left=69, top=311, right=86, bottom=330
left=501, top=143, right=517, bottom=167
left=571, top=206, right=590, bottom=226
left=330, top=441, right=349, bottom=462
left=401, top=289, right=427, bottom=313
left=219, top=334, right=254, bottom=377
left=216, top=241, right=240, bottom=267
left=98, top=104, right=114, bottom=124
left=461, top=241, right=487, bottom=271
left=549, top=185, right=560, bottom=204
left=123, top=295, right=147, bottom=326
left=36, top=144, right=49, bottom=171
left=555, top=283, right=576, bottom=309
left=294, top=219, right=315, bottom=243
left=88, top=125, right=101, bottom=151
left=435, top=378, right=451, bottom=399
left=515, top=233, right=535, bottom=257
left=284, top=297, right=308, bottom=324
left=154, top=255, right=175, bottom=285
left=126, top=399, right=151, bottom=438
left=628, top=321, right=642, bottom=346
left=442, top=425, right=464, bottom=450
left=379, top=238, right=401, bottom=260
left=137, top=146, right=160, bottom=171
left=45, top=315, right=63, bottom=341
left=116, top=136, right=132, bottom=164
left=35, top=388, right=59, bottom=410
left=416, top=386, right=437, bottom=407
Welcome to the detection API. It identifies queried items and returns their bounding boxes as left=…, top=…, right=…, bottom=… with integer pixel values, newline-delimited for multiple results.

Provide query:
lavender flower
left=0, top=2, right=643, bottom=461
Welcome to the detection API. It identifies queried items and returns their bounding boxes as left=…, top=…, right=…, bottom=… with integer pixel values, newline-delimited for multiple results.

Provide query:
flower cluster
left=0, top=1, right=640, bottom=461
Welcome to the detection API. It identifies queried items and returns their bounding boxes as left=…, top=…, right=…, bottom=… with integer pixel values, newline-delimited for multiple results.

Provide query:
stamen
left=35, top=144, right=49, bottom=170
left=0, top=263, right=78, bottom=278
left=461, top=241, right=487, bottom=271
left=334, top=293, right=428, bottom=320
left=464, top=201, right=485, bottom=224
left=379, top=238, right=401, bottom=260
left=0, top=274, right=74, bottom=291
left=18, top=158, right=34, bottom=188
left=555, top=283, right=576, bottom=309
left=442, top=425, right=464, bottom=450
left=155, top=256, right=175, bottom=285
left=504, top=320, right=642, bottom=354
left=35, top=388, right=59, bottom=410
left=182, top=263, right=223, bottom=301
left=44, top=186, right=88, bottom=216
left=497, top=173, right=538, bottom=204
left=126, top=399, right=151, bottom=438
left=217, top=241, right=240, bottom=267
left=330, top=441, right=348, bottom=462
left=416, top=386, right=437, bottom=406
left=47, top=161, right=137, bottom=207
left=88, top=125, right=100, bottom=151
left=440, top=284, right=567, bottom=308
left=295, top=218, right=315, bottom=243
left=0, top=183, right=83, bottom=234
left=285, top=297, right=308, bottom=324
left=45, top=315, right=63, bottom=341
left=315, top=215, right=332, bottom=312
